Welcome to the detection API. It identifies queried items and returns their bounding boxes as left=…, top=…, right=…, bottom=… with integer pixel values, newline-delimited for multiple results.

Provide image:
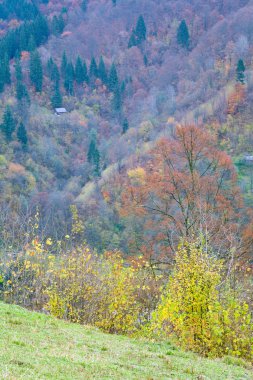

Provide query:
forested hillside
left=0, top=0, right=253, bottom=369
left=0, top=0, right=252, bottom=252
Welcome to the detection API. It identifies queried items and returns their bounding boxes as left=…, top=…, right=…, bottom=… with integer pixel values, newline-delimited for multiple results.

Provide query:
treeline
left=0, top=14, right=49, bottom=96
left=0, top=0, right=40, bottom=21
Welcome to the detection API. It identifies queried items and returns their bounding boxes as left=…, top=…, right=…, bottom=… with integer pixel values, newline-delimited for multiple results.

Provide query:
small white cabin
left=55, top=108, right=67, bottom=115
left=244, top=155, right=253, bottom=163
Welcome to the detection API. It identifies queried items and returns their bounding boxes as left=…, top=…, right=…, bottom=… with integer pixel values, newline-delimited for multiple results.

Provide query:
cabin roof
left=55, top=108, right=67, bottom=113
left=244, top=155, right=253, bottom=161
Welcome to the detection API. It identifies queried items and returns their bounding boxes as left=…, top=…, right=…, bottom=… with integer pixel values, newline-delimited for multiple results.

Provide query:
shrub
left=151, top=241, right=253, bottom=361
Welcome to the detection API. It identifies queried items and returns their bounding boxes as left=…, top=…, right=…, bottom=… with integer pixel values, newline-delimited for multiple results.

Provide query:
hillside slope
left=0, top=302, right=252, bottom=380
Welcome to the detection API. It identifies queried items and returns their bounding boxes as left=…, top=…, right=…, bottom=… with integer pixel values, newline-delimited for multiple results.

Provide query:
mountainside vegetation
left=0, top=302, right=252, bottom=380
left=0, top=0, right=252, bottom=251
left=0, top=0, right=253, bottom=375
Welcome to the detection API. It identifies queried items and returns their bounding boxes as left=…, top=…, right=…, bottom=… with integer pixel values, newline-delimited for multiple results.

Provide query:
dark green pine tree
left=83, top=60, right=89, bottom=83
left=17, top=122, right=28, bottom=147
left=28, top=35, right=36, bottom=52
left=98, top=56, right=107, bottom=84
left=0, top=65, right=5, bottom=93
left=87, top=137, right=100, bottom=176
left=92, top=148, right=100, bottom=176
left=1, top=106, right=15, bottom=141
left=108, top=63, right=118, bottom=92
left=112, top=85, right=122, bottom=112
left=19, top=27, right=27, bottom=51
left=121, top=80, right=126, bottom=94
left=75, top=56, right=85, bottom=84
left=16, top=81, right=29, bottom=102
left=128, top=31, right=137, bottom=48
left=15, top=58, right=23, bottom=82
left=61, top=51, right=68, bottom=78
left=15, top=58, right=29, bottom=102
left=51, top=63, right=60, bottom=84
left=89, top=57, right=98, bottom=78
left=29, top=50, right=43, bottom=92
left=81, top=0, right=88, bottom=12
left=135, top=15, right=147, bottom=44
left=177, top=20, right=190, bottom=50
left=57, top=14, right=65, bottom=34
left=236, top=59, right=246, bottom=84
left=3, top=54, right=11, bottom=85
left=51, top=82, right=62, bottom=108
left=51, top=15, right=65, bottom=35
left=64, top=62, right=75, bottom=95
left=122, top=118, right=129, bottom=134
left=47, top=57, right=54, bottom=72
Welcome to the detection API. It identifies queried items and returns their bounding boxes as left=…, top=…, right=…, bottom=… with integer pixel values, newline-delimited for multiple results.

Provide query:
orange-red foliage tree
left=120, top=124, right=252, bottom=264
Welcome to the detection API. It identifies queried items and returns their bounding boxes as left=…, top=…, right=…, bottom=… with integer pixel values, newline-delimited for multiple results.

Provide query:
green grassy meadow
left=0, top=302, right=252, bottom=380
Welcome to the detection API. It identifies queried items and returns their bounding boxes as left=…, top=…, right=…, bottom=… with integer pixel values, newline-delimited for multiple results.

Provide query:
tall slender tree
left=29, top=49, right=43, bottom=92
left=177, top=20, right=190, bottom=49
left=3, top=53, right=11, bottom=85
left=98, top=56, right=107, bottom=84
left=128, top=31, right=137, bottom=48
left=87, top=134, right=100, bottom=176
left=135, top=15, right=146, bottom=44
left=89, top=57, right=98, bottom=78
left=61, top=51, right=68, bottom=78
left=112, top=85, right=122, bottom=112
left=236, top=59, right=246, bottom=84
left=1, top=106, right=15, bottom=141
left=64, top=62, right=75, bottom=95
left=108, top=63, right=118, bottom=92
left=122, top=118, right=129, bottom=134
left=75, top=56, right=86, bottom=84
left=83, top=60, right=89, bottom=83
left=81, top=0, right=88, bottom=12
left=17, top=122, right=28, bottom=147
left=51, top=81, right=62, bottom=108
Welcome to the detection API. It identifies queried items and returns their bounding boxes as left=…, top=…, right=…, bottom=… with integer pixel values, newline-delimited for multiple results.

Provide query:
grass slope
left=0, top=302, right=252, bottom=380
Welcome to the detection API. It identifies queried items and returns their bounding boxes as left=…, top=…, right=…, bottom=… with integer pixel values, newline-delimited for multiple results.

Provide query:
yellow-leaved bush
left=1, top=224, right=252, bottom=362
left=151, top=241, right=253, bottom=360
left=1, top=240, right=161, bottom=335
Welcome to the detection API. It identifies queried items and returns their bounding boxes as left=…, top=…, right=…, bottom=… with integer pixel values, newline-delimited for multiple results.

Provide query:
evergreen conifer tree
left=108, top=63, right=118, bottom=92
left=98, top=56, right=107, bottom=84
left=81, top=0, right=88, bottom=12
left=75, top=56, right=85, bottom=84
left=236, top=59, right=246, bottom=84
left=122, top=118, right=129, bottom=134
left=135, top=15, right=146, bottom=44
left=17, top=122, right=28, bottom=147
left=112, top=85, right=122, bottom=112
left=64, top=62, right=75, bottom=95
left=15, top=58, right=23, bottom=82
left=16, top=81, right=29, bottom=102
left=83, top=60, right=89, bottom=83
left=2, top=106, right=15, bottom=141
left=61, top=51, right=68, bottom=78
left=29, top=50, right=43, bottom=92
left=128, top=31, right=137, bottom=48
left=51, top=82, right=62, bottom=108
left=177, top=20, right=190, bottom=49
left=89, top=57, right=98, bottom=78
left=87, top=134, right=100, bottom=176
left=3, top=54, right=11, bottom=84
left=28, top=35, right=36, bottom=52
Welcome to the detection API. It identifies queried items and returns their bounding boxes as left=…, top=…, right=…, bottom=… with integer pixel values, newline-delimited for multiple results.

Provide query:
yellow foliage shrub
left=151, top=241, right=253, bottom=361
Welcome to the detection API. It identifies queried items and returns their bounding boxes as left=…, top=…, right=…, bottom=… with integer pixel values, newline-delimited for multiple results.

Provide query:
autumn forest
left=0, top=0, right=253, bottom=374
